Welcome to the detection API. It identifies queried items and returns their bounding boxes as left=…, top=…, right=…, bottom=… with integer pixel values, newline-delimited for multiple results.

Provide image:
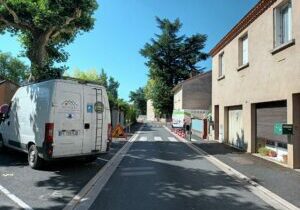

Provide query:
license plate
left=58, top=130, right=79, bottom=136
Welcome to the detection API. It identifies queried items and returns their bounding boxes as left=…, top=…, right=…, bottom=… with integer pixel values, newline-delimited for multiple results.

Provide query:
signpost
left=274, top=123, right=293, bottom=135
left=274, top=123, right=293, bottom=144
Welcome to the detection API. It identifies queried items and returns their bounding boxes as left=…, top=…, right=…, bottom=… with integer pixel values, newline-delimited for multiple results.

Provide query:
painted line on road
left=63, top=125, right=144, bottom=210
left=154, top=136, right=162, bottom=141
left=139, top=136, right=147, bottom=141
left=163, top=125, right=300, bottom=210
left=167, top=137, right=178, bottom=142
left=0, top=184, right=33, bottom=210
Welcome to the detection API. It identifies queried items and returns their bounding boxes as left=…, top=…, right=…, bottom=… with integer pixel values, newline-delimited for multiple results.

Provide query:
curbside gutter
left=163, top=125, right=300, bottom=210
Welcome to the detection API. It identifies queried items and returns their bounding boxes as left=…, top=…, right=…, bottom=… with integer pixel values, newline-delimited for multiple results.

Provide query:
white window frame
left=239, top=34, right=249, bottom=66
left=274, top=0, right=292, bottom=47
left=218, top=52, right=224, bottom=78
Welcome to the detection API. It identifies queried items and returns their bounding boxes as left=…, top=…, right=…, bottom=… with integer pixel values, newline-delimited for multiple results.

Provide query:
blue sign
left=87, top=104, right=93, bottom=113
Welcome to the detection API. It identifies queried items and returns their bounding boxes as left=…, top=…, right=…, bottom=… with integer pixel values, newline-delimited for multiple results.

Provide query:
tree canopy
left=129, top=87, right=147, bottom=115
left=0, top=0, right=98, bottom=81
left=141, top=17, right=208, bottom=117
left=0, top=51, right=29, bottom=83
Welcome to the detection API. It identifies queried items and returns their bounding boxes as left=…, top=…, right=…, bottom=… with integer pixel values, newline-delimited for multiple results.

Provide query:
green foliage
left=126, top=106, right=137, bottom=123
left=258, top=147, right=270, bottom=156
left=145, top=79, right=173, bottom=117
left=73, top=68, right=99, bottom=83
left=0, top=0, right=98, bottom=80
left=0, top=51, right=29, bottom=83
left=129, top=87, right=146, bottom=115
left=140, top=17, right=208, bottom=116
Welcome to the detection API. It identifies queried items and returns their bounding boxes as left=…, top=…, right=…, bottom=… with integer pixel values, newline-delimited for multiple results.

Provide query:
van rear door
left=82, top=86, right=105, bottom=154
left=52, top=82, right=84, bottom=157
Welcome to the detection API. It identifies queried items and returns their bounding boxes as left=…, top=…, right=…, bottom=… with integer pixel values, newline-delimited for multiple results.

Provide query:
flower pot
left=282, top=155, right=288, bottom=164
left=268, top=150, right=277, bottom=157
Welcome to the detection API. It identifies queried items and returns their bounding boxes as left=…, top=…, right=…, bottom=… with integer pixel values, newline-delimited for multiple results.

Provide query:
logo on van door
left=94, top=102, right=104, bottom=113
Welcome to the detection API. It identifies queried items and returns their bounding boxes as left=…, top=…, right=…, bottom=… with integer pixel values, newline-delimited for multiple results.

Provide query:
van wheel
left=28, top=145, right=43, bottom=169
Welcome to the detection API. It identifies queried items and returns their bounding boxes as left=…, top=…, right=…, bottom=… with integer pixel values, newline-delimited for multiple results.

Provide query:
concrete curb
left=63, top=125, right=143, bottom=210
left=163, top=125, right=300, bottom=210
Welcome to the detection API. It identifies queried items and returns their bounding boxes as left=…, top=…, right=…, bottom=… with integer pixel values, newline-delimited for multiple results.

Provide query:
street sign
left=274, top=123, right=293, bottom=135
left=282, top=124, right=293, bottom=135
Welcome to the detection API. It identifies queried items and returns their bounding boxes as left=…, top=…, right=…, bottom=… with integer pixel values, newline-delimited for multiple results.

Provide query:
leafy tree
left=98, top=68, right=108, bottom=88
left=145, top=79, right=173, bottom=117
left=140, top=17, right=208, bottom=116
left=72, top=68, right=99, bottom=83
left=0, top=51, right=29, bottom=83
left=0, top=0, right=98, bottom=81
left=129, top=87, right=146, bottom=115
left=107, top=77, right=119, bottom=100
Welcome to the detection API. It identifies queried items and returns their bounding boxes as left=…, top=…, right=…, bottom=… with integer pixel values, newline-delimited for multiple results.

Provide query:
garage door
left=228, top=106, right=244, bottom=149
left=256, top=101, right=287, bottom=150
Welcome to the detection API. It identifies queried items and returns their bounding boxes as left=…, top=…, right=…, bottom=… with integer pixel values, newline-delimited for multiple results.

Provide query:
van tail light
left=108, top=123, right=112, bottom=141
left=45, top=123, right=54, bottom=144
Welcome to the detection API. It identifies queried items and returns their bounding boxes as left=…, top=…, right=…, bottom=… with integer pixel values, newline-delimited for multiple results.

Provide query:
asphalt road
left=0, top=140, right=127, bottom=210
left=90, top=123, right=275, bottom=210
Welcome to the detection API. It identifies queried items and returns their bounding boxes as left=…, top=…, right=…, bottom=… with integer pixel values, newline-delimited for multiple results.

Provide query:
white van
left=0, top=79, right=111, bottom=169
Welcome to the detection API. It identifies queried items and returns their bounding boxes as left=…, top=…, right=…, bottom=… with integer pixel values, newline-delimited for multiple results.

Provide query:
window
left=274, top=1, right=292, bottom=47
left=218, top=52, right=224, bottom=78
left=239, top=35, right=248, bottom=66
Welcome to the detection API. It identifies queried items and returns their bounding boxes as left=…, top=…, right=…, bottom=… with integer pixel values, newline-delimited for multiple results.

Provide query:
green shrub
left=258, top=147, right=270, bottom=156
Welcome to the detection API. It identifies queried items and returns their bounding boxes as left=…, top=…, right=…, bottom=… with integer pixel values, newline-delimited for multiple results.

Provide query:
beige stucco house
left=173, top=71, right=212, bottom=112
left=172, top=72, right=212, bottom=138
left=146, top=99, right=155, bottom=122
left=211, top=0, right=300, bottom=168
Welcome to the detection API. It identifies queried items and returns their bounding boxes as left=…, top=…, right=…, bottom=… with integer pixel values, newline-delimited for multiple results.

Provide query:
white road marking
left=154, top=136, right=162, bottom=141
left=139, top=136, right=147, bottom=141
left=64, top=128, right=144, bottom=210
left=0, top=184, right=33, bottom=210
left=168, top=137, right=178, bottom=142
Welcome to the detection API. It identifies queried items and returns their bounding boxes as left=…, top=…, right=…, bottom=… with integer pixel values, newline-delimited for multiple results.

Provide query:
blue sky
left=0, top=0, right=258, bottom=100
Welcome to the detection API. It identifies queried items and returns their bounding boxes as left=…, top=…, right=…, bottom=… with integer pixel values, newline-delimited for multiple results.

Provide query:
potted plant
left=282, top=155, right=288, bottom=164
left=268, top=150, right=277, bottom=157
left=258, top=147, right=270, bottom=156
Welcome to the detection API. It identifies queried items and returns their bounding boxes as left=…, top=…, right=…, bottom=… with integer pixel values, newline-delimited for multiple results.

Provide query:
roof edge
left=210, top=0, right=277, bottom=56
left=172, top=71, right=212, bottom=93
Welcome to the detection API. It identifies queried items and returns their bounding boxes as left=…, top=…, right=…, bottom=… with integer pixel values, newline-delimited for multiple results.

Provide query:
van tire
left=28, top=145, right=43, bottom=169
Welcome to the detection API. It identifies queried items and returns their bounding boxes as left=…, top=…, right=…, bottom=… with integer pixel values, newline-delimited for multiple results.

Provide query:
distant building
left=146, top=100, right=155, bottom=122
left=172, top=71, right=212, bottom=139
left=210, top=0, right=300, bottom=168
left=0, top=77, right=19, bottom=106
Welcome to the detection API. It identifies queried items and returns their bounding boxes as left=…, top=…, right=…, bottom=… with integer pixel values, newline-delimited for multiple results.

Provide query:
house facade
left=172, top=71, right=212, bottom=138
left=211, top=0, right=300, bottom=168
left=0, top=78, right=19, bottom=106
left=146, top=99, right=156, bottom=122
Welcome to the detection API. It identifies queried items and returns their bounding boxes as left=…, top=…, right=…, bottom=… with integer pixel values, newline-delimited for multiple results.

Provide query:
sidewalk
left=189, top=134, right=300, bottom=208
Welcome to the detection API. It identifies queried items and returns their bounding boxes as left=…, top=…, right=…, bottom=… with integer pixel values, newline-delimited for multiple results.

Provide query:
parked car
left=0, top=79, right=111, bottom=169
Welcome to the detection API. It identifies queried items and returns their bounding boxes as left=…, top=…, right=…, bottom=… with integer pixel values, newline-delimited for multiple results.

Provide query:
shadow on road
left=91, top=139, right=273, bottom=210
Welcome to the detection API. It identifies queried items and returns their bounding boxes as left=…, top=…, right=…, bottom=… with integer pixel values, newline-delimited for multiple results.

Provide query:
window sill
left=237, top=63, right=249, bottom=71
left=217, top=75, right=225, bottom=81
left=271, top=39, right=295, bottom=55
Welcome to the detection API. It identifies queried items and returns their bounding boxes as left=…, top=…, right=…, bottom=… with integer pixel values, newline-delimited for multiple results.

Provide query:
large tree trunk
left=28, top=31, right=51, bottom=81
